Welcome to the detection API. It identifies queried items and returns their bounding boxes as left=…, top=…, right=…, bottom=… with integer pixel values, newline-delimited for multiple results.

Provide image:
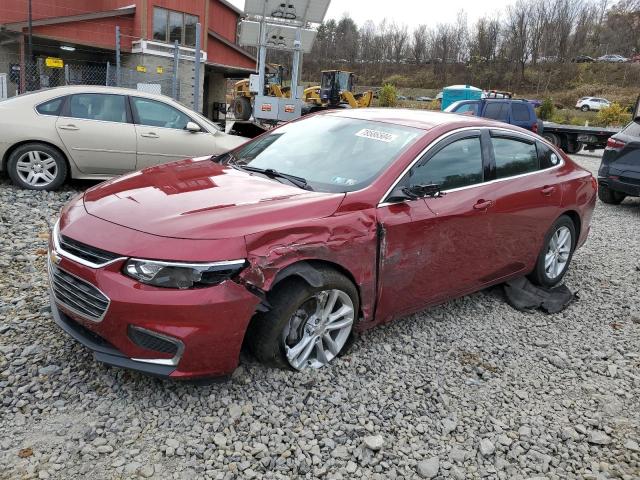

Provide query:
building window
left=152, top=7, right=199, bottom=47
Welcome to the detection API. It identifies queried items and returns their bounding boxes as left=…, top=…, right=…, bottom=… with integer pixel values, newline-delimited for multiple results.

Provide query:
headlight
left=123, top=258, right=246, bottom=289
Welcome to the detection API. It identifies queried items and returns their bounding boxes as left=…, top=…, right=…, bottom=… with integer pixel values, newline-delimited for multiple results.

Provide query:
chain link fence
left=0, top=54, right=186, bottom=104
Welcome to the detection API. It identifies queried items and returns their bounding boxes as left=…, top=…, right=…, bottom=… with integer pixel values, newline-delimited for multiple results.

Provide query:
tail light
left=606, top=137, right=626, bottom=150
left=532, top=122, right=538, bottom=134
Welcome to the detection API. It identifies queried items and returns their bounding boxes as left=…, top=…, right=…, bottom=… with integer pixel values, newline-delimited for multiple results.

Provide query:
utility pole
left=115, top=26, right=121, bottom=87
left=27, top=0, right=33, bottom=61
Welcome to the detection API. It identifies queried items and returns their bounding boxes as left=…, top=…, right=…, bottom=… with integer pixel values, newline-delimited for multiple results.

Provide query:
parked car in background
left=416, top=96, right=433, bottom=102
left=575, top=97, right=610, bottom=111
left=597, top=54, right=628, bottom=63
left=397, top=95, right=407, bottom=101
left=573, top=55, right=595, bottom=63
left=48, top=109, right=596, bottom=379
left=597, top=97, right=640, bottom=204
left=0, top=86, right=247, bottom=191
left=445, top=98, right=543, bottom=133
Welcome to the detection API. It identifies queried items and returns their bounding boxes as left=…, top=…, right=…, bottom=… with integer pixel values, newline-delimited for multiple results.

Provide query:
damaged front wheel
left=246, top=268, right=359, bottom=371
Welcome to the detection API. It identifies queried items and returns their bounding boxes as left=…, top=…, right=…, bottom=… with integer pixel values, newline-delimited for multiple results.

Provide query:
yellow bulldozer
left=303, top=70, right=373, bottom=113
left=231, top=64, right=290, bottom=121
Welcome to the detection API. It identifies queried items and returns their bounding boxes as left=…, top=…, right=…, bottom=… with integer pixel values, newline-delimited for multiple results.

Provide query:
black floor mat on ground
left=503, top=277, right=576, bottom=314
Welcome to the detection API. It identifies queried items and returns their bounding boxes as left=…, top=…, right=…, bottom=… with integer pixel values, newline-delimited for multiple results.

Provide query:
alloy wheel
left=544, top=226, right=572, bottom=280
left=282, top=289, right=354, bottom=370
left=15, top=151, right=58, bottom=187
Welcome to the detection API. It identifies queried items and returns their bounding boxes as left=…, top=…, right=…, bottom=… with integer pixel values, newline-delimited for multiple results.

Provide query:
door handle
left=541, top=185, right=556, bottom=196
left=141, top=132, right=159, bottom=138
left=473, top=199, right=494, bottom=210
left=58, top=124, right=79, bottom=131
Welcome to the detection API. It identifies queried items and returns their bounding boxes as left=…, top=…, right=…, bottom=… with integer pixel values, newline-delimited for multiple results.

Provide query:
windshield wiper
left=233, top=164, right=313, bottom=191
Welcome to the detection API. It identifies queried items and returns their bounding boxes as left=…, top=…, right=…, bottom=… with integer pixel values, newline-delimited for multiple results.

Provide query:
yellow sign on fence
left=45, top=57, right=64, bottom=69
left=136, top=65, right=147, bottom=73
left=156, top=66, right=163, bottom=74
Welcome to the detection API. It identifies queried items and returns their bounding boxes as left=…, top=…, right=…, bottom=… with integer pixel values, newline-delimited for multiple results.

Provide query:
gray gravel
left=1, top=153, right=639, bottom=479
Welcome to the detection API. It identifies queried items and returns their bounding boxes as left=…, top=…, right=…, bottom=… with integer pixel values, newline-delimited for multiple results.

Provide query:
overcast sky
left=227, top=0, right=516, bottom=27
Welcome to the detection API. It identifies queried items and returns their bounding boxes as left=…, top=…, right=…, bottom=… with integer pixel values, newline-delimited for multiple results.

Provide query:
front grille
left=128, top=327, right=179, bottom=355
left=49, top=262, right=109, bottom=321
left=59, top=235, right=121, bottom=266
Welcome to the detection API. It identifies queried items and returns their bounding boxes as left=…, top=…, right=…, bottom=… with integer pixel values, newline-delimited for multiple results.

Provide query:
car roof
left=7, top=85, right=181, bottom=105
left=324, top=107, right=524, bottom=131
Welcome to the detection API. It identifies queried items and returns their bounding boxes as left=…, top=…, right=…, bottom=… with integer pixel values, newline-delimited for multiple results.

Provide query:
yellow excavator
left=303, top=70, right=373, bottom=113
left=232, top=64, right=291, bottom=121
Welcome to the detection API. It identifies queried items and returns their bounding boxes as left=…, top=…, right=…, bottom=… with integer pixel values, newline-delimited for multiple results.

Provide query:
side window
left=68, top=94, right=127, bottom=123
left=409, top=137, right=484, bottom=190
left=484, top=103, right=509, bottom=121
left=492, top=137, right=539, bottom=178
left=455, top=103, right=479, bottom=115
left=36, top=97, right=64, bottom=116
left=512, top=103, right=530, bottom=122
left=131, top=98, right=192, bottom=130
left=538, top=142, right=562, bottom=169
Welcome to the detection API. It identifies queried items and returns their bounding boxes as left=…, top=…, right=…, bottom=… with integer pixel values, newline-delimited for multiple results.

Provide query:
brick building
left=0, top=0, right=256, bottom=115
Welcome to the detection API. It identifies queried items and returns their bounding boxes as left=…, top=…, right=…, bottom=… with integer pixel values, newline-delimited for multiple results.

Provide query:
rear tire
left=247, top=268, right=359, bottom=371
left=581, top=105, right=590, bottom=112
left=598, top=185, right=625, bottom=204
left=232, top=96, right=252, bottom=121
left=543, top=132, right=561, bottom=148
left=530, top=215, right=576, bottom=288
left=565, top=141, right=583, bottom=154
left=7, top=142, right=67, bottom=191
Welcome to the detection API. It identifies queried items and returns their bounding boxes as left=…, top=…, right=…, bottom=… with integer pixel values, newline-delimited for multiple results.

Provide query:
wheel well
left=561, top=210, right=581, bottom=240
left=269, top=259, right=362, bottom=309
left=2, top=140, right=70, bottom=178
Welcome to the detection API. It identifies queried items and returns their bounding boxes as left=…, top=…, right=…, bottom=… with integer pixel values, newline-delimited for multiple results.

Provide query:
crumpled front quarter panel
left=240, top=209, right=379, bottom=325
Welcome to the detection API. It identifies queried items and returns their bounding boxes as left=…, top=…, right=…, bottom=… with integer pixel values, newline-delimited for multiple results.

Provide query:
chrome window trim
left=378, top=126, right=565, bottom=207
left=129, top=326, right=185, bottom=367
left=53, top=220, right=127, bottom=269
left=47, top=258, right=111, bottom=323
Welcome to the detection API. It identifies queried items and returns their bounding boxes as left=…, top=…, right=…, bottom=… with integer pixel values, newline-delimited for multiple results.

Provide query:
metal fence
left=0, top=54, right=186, bottom=104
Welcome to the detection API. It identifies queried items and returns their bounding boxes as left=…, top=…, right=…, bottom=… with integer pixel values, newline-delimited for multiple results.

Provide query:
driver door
left=130, top=96, right=219, bottom=169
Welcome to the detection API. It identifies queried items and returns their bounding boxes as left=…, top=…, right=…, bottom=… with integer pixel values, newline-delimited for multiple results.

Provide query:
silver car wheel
left=15, top=151, right=58, bottom=187
left=282, top=289, right=355, bottom=370
left=544, top=226, right=572, bottom=280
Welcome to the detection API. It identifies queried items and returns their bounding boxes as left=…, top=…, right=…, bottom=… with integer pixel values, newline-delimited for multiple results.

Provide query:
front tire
left=247, top=269, right=359, bottom=371
left=530, top=215, right=576, bottom=288
left=598, top=185, right=625, bottom=204
left=7, top=143, right=67, bottom=191
left=581, top=105, right=590, bottom=112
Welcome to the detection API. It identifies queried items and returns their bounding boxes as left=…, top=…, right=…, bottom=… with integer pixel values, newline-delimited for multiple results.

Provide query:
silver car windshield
left=229, top=115, right=422, bottom=193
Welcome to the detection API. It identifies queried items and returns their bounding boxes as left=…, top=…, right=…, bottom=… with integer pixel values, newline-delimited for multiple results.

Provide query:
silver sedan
left=0, top=86, right=247, bottom=190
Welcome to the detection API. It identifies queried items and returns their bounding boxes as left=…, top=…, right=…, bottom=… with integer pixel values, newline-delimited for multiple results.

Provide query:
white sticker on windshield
left=355, top=128, right=398, bottom=143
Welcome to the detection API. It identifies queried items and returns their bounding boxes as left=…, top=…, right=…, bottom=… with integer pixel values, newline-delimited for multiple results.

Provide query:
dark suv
left=597, top=97, right=640, bottom=204
left=445, top=99, right=543, bottom=134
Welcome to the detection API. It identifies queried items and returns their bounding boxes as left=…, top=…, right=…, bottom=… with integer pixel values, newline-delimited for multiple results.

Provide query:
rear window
left=36, top=97, right=64, bottom=116
left=622, top=120, right=640, bottom=138
left=484, top=103, right=509, bottom=121
left=538, top=142, right=562, bottom=169
left=512, top=103, right=531, bottom=122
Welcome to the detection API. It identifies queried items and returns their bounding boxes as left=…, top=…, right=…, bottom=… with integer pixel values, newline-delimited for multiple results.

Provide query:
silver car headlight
left=123, top=258, right=246, bottom=289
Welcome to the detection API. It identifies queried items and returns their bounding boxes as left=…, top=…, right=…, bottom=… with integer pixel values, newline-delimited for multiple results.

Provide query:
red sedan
left=48, top=109, right=597, bottom=379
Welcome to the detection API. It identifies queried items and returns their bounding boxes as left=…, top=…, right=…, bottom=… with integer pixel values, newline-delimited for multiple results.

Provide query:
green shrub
left=596, top=103, right=632, bottom=126
left=538, top=98, right=555, bottom=120
left=379, top=84, right=398, bottom=107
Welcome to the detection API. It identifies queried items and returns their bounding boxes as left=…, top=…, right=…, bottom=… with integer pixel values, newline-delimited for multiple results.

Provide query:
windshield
left=227, top=115, right=421, bottom=193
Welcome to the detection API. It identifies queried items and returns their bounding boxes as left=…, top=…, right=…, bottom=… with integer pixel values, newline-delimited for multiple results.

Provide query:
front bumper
left=48, top=255, right=261, bottom=379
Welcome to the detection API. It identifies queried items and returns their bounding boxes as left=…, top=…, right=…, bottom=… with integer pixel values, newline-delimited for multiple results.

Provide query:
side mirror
left=386, top=184, right=444, bottom=203
left=186, top=121, right=201, bottom=133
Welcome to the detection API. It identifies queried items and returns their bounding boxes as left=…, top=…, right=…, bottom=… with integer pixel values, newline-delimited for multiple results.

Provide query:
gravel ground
left=0, top=152, right=639, bottom=480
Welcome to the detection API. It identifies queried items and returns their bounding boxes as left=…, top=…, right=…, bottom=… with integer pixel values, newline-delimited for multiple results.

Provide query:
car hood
left=83, top=158, right=345, bottom=240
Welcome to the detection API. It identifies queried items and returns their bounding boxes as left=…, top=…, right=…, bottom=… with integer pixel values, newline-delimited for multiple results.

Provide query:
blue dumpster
left=441, top=85, right=482, bottom=110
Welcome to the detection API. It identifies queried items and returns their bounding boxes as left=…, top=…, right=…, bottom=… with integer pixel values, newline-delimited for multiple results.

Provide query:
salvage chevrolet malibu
left=48, top=109, right=597, bottom=379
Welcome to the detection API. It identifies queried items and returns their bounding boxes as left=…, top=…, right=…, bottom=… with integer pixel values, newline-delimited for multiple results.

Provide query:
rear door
left=483, top=131, right=563, bottom=278
left=130, top=96, right=219, bottom=169
left=56, top=93, right=136, bottom=174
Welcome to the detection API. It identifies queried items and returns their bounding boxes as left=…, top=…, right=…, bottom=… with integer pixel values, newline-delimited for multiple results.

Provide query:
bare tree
left=411, top=24, right=429, bottom=64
